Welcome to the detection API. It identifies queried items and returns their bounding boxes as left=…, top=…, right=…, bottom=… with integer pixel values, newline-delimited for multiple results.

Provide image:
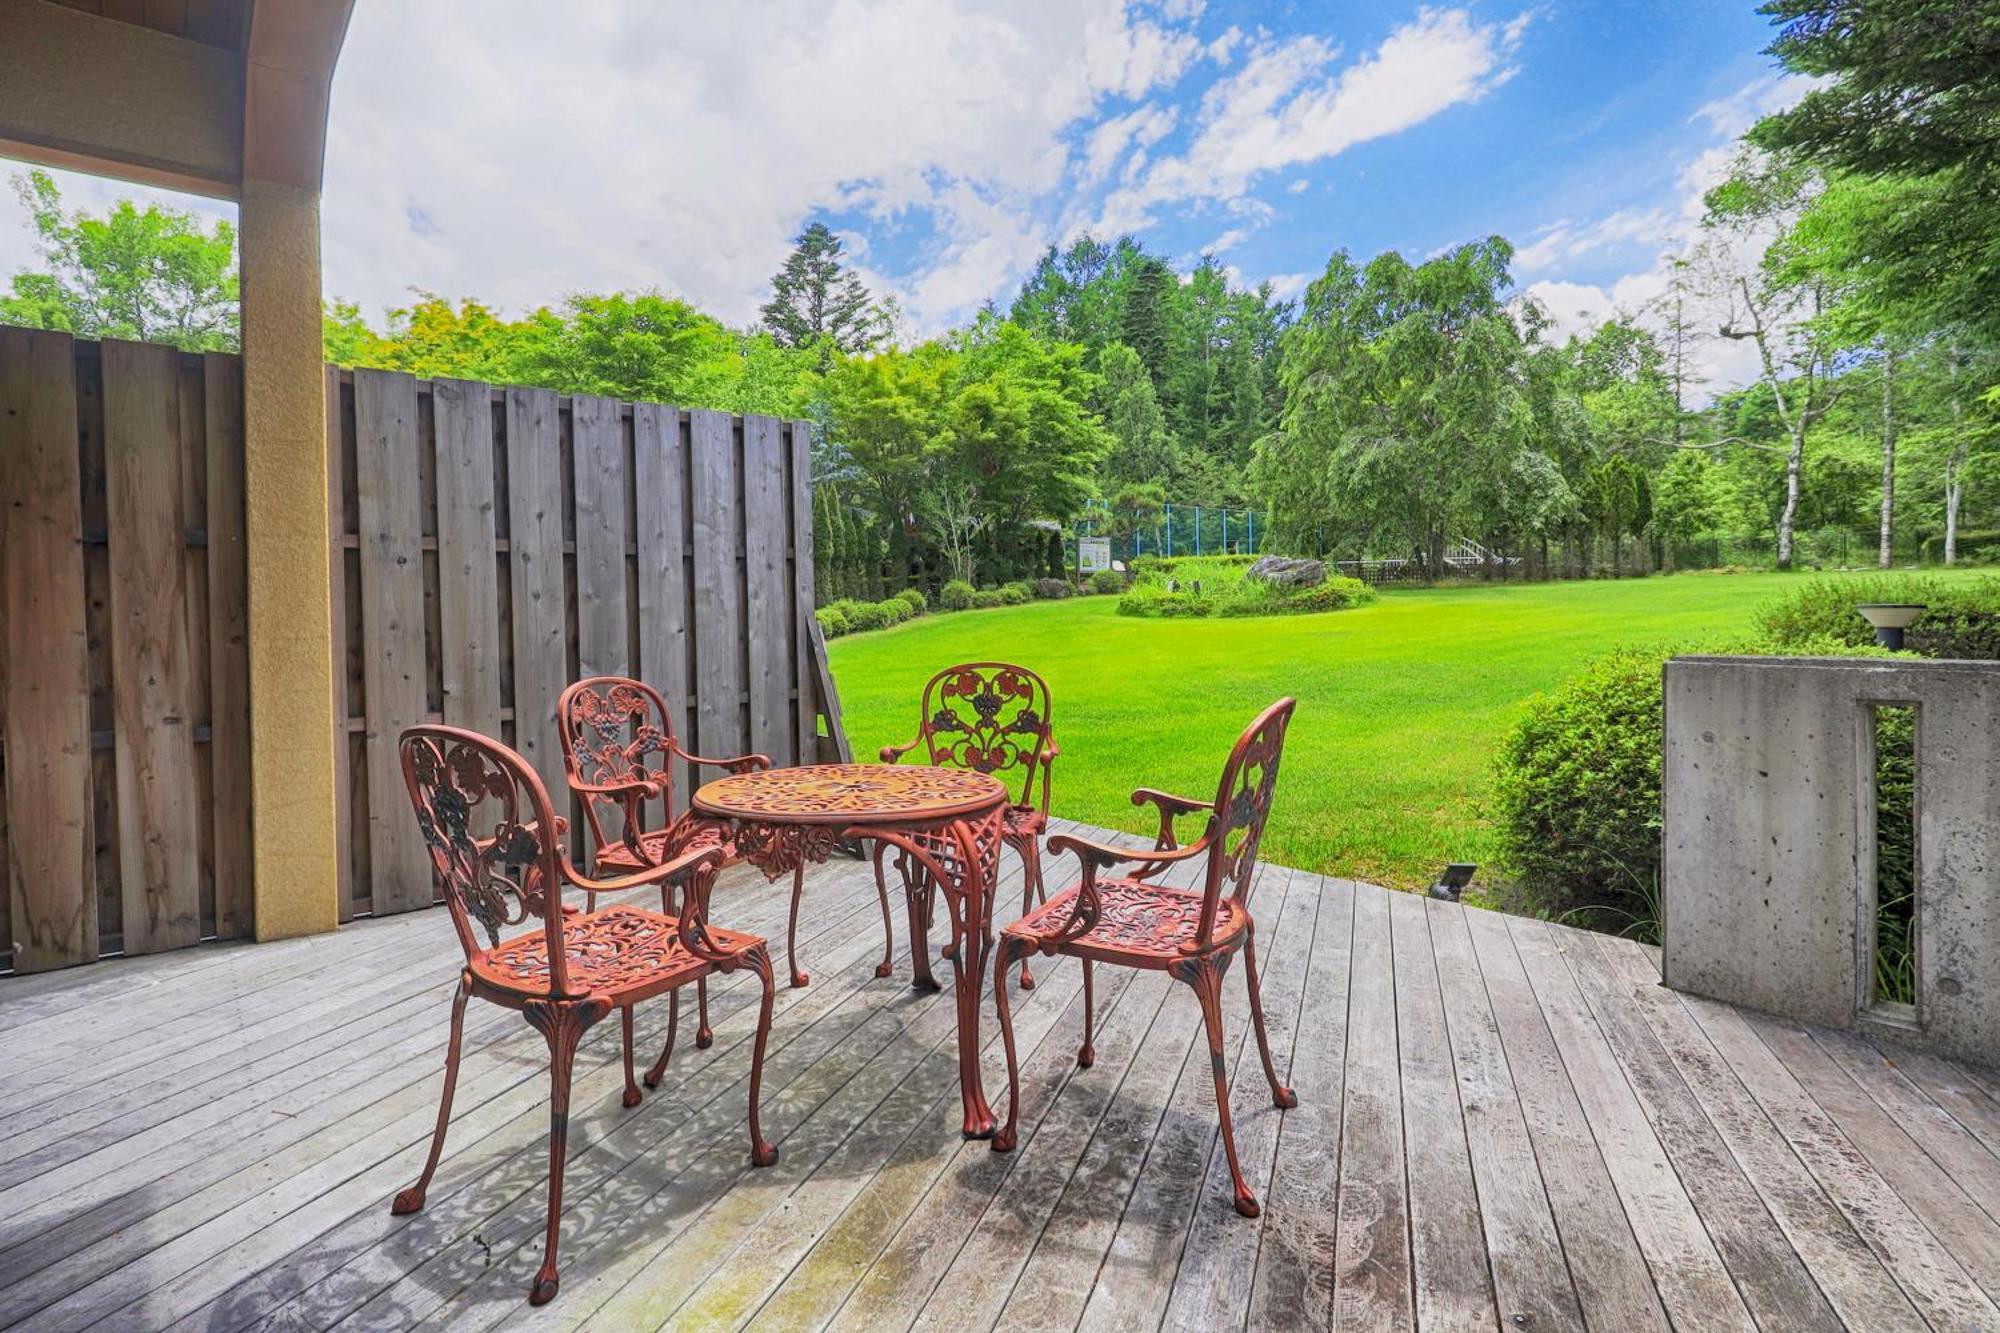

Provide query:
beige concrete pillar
left=239, top=176, right=340, bottom=940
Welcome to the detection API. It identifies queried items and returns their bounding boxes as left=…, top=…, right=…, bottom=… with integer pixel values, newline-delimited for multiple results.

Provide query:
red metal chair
left=391, top=724, right=778, bottom=1305
left=991, top=698, right=1297, bottom=1218
left=879, top=662, right=1058, bottom=989
left=558, top=676, right=763, bottom=1034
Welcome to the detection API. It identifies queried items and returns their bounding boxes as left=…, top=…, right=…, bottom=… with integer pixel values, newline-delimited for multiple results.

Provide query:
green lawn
left=827, top=570, right=1974, bottom=891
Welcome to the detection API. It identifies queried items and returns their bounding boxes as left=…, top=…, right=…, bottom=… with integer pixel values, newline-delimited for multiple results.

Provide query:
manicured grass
left=827, top=570, right=1983, bottom=891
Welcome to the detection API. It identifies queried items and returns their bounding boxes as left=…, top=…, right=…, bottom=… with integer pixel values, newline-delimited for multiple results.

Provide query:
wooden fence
left=0, top=331, right=253, bottom=971
left=326, top=367, right=826, bottom=920
left=0, top=330, right=837, bottom=970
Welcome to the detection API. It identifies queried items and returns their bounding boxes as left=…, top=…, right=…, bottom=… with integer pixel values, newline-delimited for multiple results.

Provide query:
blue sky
left=0, top=1, right=1795, bottom=384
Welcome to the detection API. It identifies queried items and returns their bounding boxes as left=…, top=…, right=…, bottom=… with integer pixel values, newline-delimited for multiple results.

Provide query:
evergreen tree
left=1119, top=257, right=1175, bottom=392
left=760, top=222, right=891, bottom=357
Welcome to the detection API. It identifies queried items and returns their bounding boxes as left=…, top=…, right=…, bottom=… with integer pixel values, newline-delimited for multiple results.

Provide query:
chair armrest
left=879, top=737, right=922, bottom=764
left=672, top=744, right=771, bottom=775
left=567, top=775, right=666, bottom=799
left=1046, top=830, right=1207, bottom=873
left=1130, top=787, right=1213, bottom=851
left=562, top=842, right=725, bottom=898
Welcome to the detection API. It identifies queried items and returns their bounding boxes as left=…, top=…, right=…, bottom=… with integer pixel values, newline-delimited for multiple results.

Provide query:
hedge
left=1758, top=574, right=2000, bottom=660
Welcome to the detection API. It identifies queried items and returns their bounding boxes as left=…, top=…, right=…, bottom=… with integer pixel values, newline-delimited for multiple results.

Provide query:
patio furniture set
left=391, top=660, right=1296, bottom=1304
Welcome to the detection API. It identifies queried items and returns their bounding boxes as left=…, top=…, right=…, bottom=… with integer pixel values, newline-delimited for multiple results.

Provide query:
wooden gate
left=0, top=332, right=836, bottom=970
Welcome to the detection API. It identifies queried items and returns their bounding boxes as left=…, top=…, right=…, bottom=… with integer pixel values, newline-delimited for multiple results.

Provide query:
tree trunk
left=1879, top=345, right=1896, bottom=569
left=1776, top=419, right=1805, bottom=571
left=1945, top=452, right=1965, bottom=564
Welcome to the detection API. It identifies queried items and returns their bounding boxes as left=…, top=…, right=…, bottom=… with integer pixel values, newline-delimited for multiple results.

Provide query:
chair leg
left=744, top=947, right=781, bottom=1167
left=1177, top=954, right=1260, bottom=1218
left=904, top=858, right=941, bottom=993
left=619, top=1005, right=642, bottom=1108
left=1016, top=835, right=1043, bottom=990
left=991, top=935, right=1029, bottom=1152
left=522, top=997, right=609, bottom=1304
left=787, top=862, right=810, bottom=988
left=1078, top=959, right=1096, bottom=1068
left=1244, top=929, right=1297, bottom=1109
left=667, top=877, right=715, bottom=1047
left=644, top=989, right=680, bottom=1088
left=392, top=977, right=469, bottom=1215
left=870, top=843, right=896, bottom=979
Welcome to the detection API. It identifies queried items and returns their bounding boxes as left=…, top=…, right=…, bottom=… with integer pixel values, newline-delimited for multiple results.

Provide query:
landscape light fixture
left=1429, top=862, right=1477, bottom=902
left=1856, top=603, right=1926, bottom=650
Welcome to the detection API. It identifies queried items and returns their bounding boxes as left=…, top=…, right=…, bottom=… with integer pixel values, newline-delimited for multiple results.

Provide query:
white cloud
left=1078, top=103, right=1179, bottom=188
left=1204, top=227, right=1250, bottom=254
left=1286, top=178, right=1311, bottom=194
left=1090, top=7, right=1528, bottom=237
left=1516, top=76, right=1824, bottom=394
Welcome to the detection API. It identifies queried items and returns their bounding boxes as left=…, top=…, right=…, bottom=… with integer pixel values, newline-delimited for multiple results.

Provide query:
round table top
left=692, top=763, right=1007, bottom=826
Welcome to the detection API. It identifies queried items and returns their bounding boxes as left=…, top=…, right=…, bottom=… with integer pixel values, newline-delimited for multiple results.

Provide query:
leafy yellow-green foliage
left=832, top=570, right=1991, bottom=889
left=1115, top=555, right=1375, bottom=618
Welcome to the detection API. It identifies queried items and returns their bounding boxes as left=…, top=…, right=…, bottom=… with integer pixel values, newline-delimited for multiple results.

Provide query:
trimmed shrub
left=1088, top=568, right=1125, bottom=595
left=971, top=588, right=1009, bottom=609
left=999, top=582, right=1033, bottom=605
left=1759, top=574, right=2000, bottom=659
left=938, top=579, right=975, bottom=611
left=1493, top=633, right=1901, bottom=934
left=1033, top=577, right=1071, bottom=600
left=1116, top=555, right=1375, bottom=618
left=814, top=605, right=850, bottom=638
left=894, top=587, right=928, bottom=614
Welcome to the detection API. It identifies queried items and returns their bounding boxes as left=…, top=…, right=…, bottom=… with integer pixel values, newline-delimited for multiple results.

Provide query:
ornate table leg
left=918, top=807, right=1004, bottom=1140
left=731, top=820, right=840, bottom=990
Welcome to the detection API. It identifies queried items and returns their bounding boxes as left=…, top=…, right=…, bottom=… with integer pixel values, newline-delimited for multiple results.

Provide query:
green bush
left=1088, top=568, right=1125, bottom=594
left=1116, top=556, right=1376, bottom=619
left=894, top=587, right=928, bottom=614
left=814, top=605, right=850, bottom=638
left=971, top=588, right=1009, bottom=609
left=1493, top=633, right=1902, bottom=936
left=1919, top=529, right=2000, bottom=564
left=998, top=582, right=1033, bottom=605
left=1033, top=577, right=1071, bottom=600
left=938, top=579, right=975, bottom=611
left=1759, top=574, right=2000, bottom=659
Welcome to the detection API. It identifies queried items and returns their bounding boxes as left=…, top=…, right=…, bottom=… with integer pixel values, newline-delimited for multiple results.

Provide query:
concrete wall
left=1663, top=656, right=2000, bottom=1065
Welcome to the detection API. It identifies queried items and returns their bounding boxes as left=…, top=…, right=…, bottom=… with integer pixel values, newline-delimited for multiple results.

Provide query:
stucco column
left=239, top=176, right=340, bottom=940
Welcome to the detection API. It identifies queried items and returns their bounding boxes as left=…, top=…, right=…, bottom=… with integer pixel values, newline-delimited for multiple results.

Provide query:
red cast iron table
left=691, top=762, right=1010, bottom=1139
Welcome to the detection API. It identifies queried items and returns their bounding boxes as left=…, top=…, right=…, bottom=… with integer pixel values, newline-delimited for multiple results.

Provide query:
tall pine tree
left=761, top=222, right=891, bottom=357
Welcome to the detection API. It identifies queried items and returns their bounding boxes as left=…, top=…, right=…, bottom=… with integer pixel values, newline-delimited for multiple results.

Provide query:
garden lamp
left=1856, top=603, right=1926, bottom=650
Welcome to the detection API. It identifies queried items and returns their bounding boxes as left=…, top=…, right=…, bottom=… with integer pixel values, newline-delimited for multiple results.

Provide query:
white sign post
left=1078, top=537, right=1112, bottom=574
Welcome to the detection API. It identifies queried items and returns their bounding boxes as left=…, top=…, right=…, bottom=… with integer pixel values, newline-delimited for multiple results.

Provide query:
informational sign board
left=1078, top=537, right=1112, bottom=574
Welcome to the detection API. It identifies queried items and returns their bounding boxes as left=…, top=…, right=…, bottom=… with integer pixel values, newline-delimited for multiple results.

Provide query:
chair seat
left=1004, top=877, right=1247, bottom=965
left=471, top=904, right=761, bottom=1003
left=593, top=817, right=732, bottom=874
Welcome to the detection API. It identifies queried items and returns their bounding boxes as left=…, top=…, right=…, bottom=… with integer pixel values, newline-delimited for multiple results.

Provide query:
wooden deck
left=4, top=819, right=1999, bottom=1331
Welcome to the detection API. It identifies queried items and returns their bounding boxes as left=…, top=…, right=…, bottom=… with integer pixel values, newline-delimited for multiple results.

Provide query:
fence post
left=1194, top=505, right=1202, bottom=556
left=1222, top=508, right=1229, bottom=553
left=1247, top=510, right=1255, bottom=552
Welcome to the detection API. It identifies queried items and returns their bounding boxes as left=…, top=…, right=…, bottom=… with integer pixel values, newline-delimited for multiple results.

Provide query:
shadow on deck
left=1, top=818, right=1997, bottom=1330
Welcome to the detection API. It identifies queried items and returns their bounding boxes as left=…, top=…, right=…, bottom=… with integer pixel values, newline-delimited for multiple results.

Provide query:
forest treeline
left=3, top=1, right=1994, bottom=592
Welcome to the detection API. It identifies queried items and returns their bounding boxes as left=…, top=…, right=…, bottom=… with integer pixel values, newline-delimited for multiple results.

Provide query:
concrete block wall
left=1663, top=656, right=2000, bottom=1066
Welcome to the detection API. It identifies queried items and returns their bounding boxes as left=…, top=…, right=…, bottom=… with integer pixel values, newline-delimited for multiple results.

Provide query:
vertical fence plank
left=327, top=367, right=355, bottom=921
left=0, top=330, right=96, bottom=969
left=432, top=378, right=503, bottom=736
left=789, top=421, right=815, bottom=767
left=204, top=353, right=252, bottom=939
left=572, top=394, right=629, bottom=682
left=742, top=415, right=789, bottom=765
left=689, top=409, right=746, bottom=762
left=505, top=387, right=566, bottom=800
left=353, top=369, right=430, bottom=914
left=102, top=340, right=202, bottom=953
left=635, top=402, right=691, bottom=796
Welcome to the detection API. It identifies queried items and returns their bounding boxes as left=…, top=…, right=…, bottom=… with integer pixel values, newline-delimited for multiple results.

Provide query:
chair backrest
left=558, top=676, right=678, bottom=858
left=1196, top=697, right=1296, bottom=944
left=401, top=724, right=573, bottom=994
left=915, top=662, right=1055, bottom=810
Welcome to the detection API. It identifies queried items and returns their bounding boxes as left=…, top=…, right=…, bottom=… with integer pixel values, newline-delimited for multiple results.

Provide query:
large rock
left=1244, top=554, right=1325, bottom=588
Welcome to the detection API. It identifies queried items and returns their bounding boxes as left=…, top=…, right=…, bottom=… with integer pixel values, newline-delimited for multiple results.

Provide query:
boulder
left=1244, top=554, right=1326, bottom=588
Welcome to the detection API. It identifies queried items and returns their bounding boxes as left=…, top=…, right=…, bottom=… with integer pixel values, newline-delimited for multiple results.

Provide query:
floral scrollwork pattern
left=405, top=731, right=555, bottom=949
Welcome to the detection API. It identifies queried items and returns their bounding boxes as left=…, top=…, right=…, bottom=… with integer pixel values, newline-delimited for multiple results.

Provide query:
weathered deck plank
left=3, top=827, right=1998, bottom=1332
